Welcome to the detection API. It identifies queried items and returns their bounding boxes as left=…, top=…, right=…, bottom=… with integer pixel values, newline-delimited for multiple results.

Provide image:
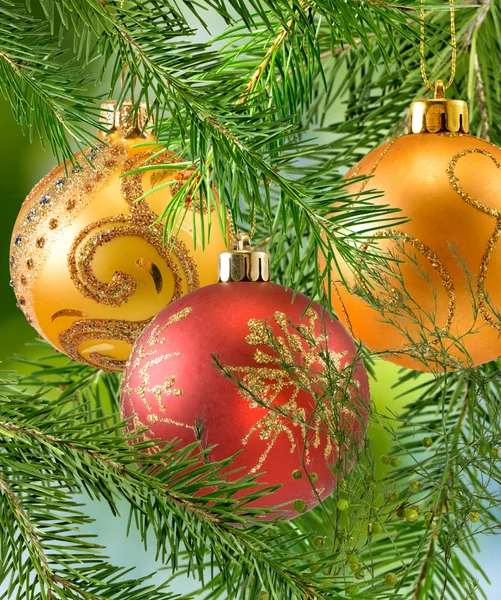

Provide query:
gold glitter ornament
left=320, top=82, right=501, bottom=371
left=10, top=100, right=227, bottom=371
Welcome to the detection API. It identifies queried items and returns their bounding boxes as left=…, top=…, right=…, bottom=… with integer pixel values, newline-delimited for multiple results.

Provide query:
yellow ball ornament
left=322, top=86, right=501, bottom=371
left=10, top=101, right=227, bottom=371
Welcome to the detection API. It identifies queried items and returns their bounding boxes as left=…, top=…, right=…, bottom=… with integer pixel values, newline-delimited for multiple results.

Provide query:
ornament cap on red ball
left=218, top=232, right=270, bottom=282
left=121, top=233, right=370, bottom=520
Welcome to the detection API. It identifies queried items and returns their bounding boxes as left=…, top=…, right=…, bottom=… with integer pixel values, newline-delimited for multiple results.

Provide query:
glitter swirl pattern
left=447, top=148, right=501, bottom=333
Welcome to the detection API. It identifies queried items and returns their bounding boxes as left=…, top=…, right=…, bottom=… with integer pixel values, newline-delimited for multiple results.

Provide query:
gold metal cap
left=218, top=233, right=270, bottom=282
left=98, top=100, right=154, bottom=140
left=408, top=80, right=469, bottom=134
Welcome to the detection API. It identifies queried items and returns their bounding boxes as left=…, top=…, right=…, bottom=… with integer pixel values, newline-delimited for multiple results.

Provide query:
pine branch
left=0, top=0, right=427, bottom=303
left=370, top=365, right=501, bottom=599
left=0, top=3, right=101, bottom=161
left=0, top=420, right=124, bottom=471
left=0, top=472, right=57, bottom=595
left=411, top=380, right=471, bottom=600
left=238, top=1, right=310, bottom=104
left=0, top=352, right=356, bottom=599
left=1, top=1, right=501, bottom=598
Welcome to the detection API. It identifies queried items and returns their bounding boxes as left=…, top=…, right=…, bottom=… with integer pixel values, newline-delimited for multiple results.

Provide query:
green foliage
left=0, top=2, right=101, bottom=162
left=0, top=346, right=325, bottom=599
left=360, top=363, right=501, bottom=599
left=1, top=0, right=501, bottom=598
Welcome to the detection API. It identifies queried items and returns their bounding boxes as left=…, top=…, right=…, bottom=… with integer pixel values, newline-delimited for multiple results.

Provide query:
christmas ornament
left=121, top=235, right=370, bottom=518
left=10, top=100, right=227, bottom=371
left=322, top=84, right=501, bottom=370
left=320, top=0, right=501, bottom=371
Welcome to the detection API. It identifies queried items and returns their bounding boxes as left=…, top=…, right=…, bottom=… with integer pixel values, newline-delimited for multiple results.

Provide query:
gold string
left=226, top=205, right=257, bottom=246
left=420, top=0, right=456, bottom=90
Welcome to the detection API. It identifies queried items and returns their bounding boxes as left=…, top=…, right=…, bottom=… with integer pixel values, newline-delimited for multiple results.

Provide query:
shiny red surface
left=121, top=281, right=370, bottom=518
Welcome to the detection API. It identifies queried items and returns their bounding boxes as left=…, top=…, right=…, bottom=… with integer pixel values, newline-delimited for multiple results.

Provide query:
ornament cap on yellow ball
left=97, top=99, right=154, bottom=141
left=10, top=100, right=227, bottom=371
left=322, top=83, right=501, bottom=372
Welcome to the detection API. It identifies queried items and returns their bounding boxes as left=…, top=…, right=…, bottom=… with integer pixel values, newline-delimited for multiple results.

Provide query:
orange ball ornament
left=10, top=101, right=227, bottom=371
left=321, top=89, right=501, bottom=371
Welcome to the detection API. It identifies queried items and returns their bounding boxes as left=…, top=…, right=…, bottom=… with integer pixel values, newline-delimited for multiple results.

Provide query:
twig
left=357, top=0, right=415, bottom=12
left=0, top=472, right=102, bottom=599
left=319, top=34, right=376, bottom=61
left=474, top=52, right=490, bottom=140
left=0, top=421, right=124, bottom=471
left=239, top=1, right=310, bottom=104
left=411, top=381, right=471, bottom=600
left=462, top=0, right=491, bottom=48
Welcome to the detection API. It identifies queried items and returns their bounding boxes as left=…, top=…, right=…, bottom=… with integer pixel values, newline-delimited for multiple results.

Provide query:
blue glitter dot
left=14, top=236, right=22, bottom=246
left=55, top=179, right=65, bottom=188
left=40, top=195, right=51, bottom=205
left=26, top=209, right=36, bottom=222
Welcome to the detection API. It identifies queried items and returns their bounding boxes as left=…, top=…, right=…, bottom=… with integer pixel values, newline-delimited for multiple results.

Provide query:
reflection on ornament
left=321, top=91, right=501, bottom=371
left=10, top=101, right=227, bottom=371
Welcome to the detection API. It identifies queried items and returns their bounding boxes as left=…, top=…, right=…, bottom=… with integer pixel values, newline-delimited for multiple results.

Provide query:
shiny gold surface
left=409, top=83, right=468, bottom=135
left=98, top=100, right=154, bottom=140
left=409, top=96, right=469, bottom=134
left=11, top=133, right=227, bottom=370
left=218, top=233, right=270, bottom=282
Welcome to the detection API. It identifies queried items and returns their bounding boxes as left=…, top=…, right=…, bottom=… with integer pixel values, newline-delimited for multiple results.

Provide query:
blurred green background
left=0, top=98, right=50, bottom=366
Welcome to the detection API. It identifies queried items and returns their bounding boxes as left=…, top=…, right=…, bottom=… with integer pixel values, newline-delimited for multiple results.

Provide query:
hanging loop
left=434, top=79, right=445, bottom=99
left=420, top=0, right=456, bottom=91
left=226, top=205, right=257, bottom=248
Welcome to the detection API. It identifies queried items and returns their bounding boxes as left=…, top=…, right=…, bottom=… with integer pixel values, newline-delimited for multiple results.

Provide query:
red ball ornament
left=121, top=236, right=370, bottom=518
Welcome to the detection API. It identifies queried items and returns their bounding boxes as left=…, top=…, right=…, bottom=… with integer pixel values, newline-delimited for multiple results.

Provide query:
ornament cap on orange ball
left=408, top=79, right=469, bottom=135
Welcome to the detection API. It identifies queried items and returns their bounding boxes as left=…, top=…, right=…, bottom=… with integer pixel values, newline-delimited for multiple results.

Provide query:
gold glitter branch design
left=338, top=137, right=458, bottom=360
left=342, top=142, right=501, bottom=362
left=122, top=307, right=196, bottom=440
left=356, top=229, right=456, bottom=356
left=226, top=308, right=359, bottom=474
